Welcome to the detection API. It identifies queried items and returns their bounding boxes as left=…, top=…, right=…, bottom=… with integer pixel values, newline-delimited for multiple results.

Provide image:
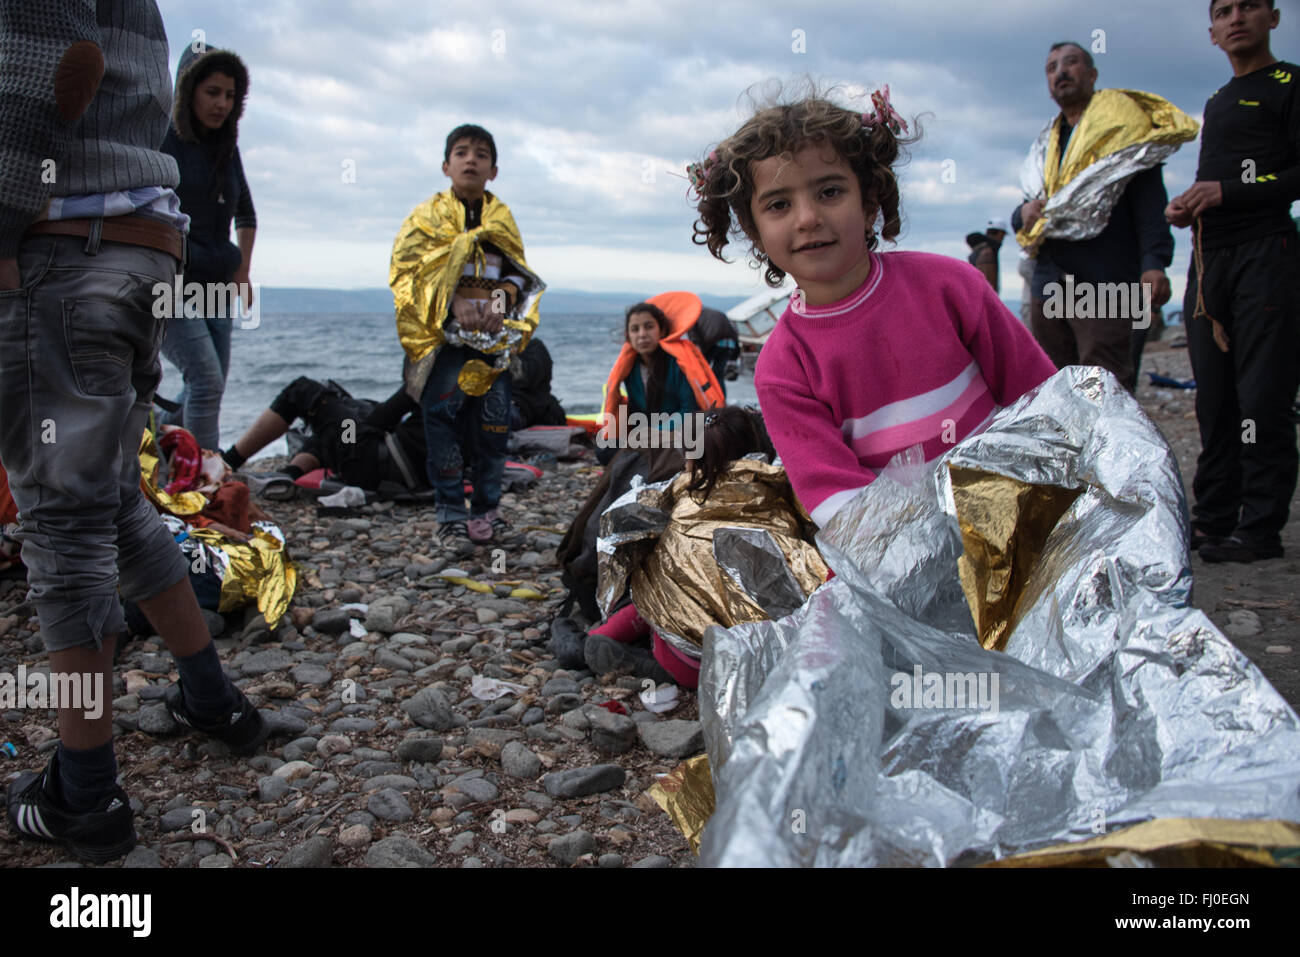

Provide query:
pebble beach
left=0, top=336, right=1296, bottom=869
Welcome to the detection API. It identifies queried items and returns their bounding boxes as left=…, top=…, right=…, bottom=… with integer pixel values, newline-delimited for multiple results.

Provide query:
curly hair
left=691, top=86, right=919, bottom=287
left=685, top=406, right=776, bottom=505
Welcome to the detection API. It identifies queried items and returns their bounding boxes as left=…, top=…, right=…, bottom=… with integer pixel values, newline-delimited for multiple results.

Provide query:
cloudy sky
left=159, top=0, right=1296, bottom=301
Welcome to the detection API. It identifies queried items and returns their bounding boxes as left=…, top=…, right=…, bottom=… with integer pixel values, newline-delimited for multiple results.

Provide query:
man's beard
left=1051, top=82, right=1089, bottom=111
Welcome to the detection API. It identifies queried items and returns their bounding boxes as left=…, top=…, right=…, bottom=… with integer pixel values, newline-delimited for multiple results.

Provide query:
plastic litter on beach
left=640, top=682, right=678, bottom=713
left=469, top=674, right=529, bottom=700
left=348, top=619, right=367, bottom=639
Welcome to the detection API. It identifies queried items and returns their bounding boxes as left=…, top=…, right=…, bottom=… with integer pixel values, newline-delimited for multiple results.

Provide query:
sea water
left=158, top=312, right=757, bottom=462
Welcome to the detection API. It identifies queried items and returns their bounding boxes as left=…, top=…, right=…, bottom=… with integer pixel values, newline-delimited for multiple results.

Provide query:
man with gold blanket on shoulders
left=1012, top=42, right=1199, bottom=392
left=390, top=124, right=545, bottom=546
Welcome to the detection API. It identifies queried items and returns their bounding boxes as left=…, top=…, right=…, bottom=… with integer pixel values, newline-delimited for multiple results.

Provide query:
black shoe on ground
left=438, top=520, right=476, bottom=557
left=583, top=633, right=675, bottom=685
left=5, top=751, right=135, bottom=863
left=1190, top=528, right=1228, bottom=551
left=1199, top=536, right=1284, bottom=564
left=549, top=617, right=587, bottom=670
left=165, top=682, right=269, bottom=755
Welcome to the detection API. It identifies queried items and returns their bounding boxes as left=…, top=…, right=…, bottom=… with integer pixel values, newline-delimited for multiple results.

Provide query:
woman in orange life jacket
left=596, top=294, right=724, bottom=464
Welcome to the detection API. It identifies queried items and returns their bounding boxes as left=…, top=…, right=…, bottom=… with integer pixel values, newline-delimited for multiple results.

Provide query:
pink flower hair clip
left=686, top=150, right=719, bottom=196
left=861, top=85, right=908, bottom=135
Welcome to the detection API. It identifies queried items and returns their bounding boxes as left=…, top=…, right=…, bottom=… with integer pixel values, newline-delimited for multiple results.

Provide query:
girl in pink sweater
left=690, top=88, right=1056, bottom=527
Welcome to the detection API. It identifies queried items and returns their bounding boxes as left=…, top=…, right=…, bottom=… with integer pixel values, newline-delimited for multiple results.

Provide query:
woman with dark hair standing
left=160, top=43, right=256, bottom=451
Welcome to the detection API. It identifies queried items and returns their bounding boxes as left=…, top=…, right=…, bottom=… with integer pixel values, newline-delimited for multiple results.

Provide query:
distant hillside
left=260, top=287, right=747, bottom=315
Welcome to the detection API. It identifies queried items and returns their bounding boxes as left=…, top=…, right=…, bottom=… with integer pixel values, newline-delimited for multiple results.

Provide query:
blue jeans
left=160, top=312, right=232, bottom=451
left=0, top=235, right=189, bottom=652
left=419, top=344, right=511, bottom=522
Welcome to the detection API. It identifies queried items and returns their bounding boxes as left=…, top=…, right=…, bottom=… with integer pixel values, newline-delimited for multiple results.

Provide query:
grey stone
left=542, top=677, right=581, bottom=696
left=466, top=727, right=522, bottom=755
left=598, top=853, right=624, bottom=869
left=375, top=649, right=415, bottom=671
left=637, top=720, right=705, bottom=758
left=315, top=733, right=352, bottom=756
left=545, top=693, right=583, bottom=714
left=136, top=705, right=178, bottom=736
left=402, top=687, right=454, bottom=730
left=500, top=741, right=542, bottom=780
left=366, top=595, right=412, bottom=634
left=312, top=609, right=353, bottom=635
left=244, top=649, right=295, bottom=676
left=364, top=835, right=436, bottom=868
left=292, top=663, right=332, bottom=686
left=395, top=734, right=445, bottom=763
left=123, top=846, right=163, bottom=868
left=450, top=777, right=499, bottom=803
left=160, top=807, right=198, bottom=831
left=542, top=765, right=625, bottom=799
left=329, top=716, right=378, bottom=734
left=520, top=707, right=545, bottom=726
left=632, top=855, right=673, bottom=868
left=264, top=711, right=308, bottom=738
left=461, top=856, right=485, bottom=868
left=201, top=609, right=226, bottom=637
left=365, top=774, right=419, bottom=792
left=548, top=830, right=596, bottom=865
left=278, top=835, right=335, bottom=868
left=589, top=709, right=637, bottom=755
left=258, top=776, right=290, bottom=802
left=560, top=708, right=590, bottom=731
left=368, top=788, right=414, bottom=822
left=448, top=832, right=476, bottom=854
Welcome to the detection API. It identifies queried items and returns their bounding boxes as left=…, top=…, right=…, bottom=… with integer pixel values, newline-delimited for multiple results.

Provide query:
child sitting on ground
left=690, top=87, right=1057, bottom=529
left=561, top=407, right=827, bottom=689
left=390, top=124, right=545, bottom=546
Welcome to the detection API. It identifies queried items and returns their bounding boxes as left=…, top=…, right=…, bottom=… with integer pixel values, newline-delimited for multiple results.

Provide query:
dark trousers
left=419, top=345, right=511, bottom=522
left=1030, top=296, right=1138, bottom=392
left=1185, top=231, right=1300, bottom=544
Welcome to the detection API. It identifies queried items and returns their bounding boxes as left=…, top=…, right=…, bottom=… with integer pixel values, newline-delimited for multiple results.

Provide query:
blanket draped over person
left=390, top=189, right=544, bottom=400
left=597, top=457, right=827, bottom=662
left=1017, top=89, right=1198, bottom=255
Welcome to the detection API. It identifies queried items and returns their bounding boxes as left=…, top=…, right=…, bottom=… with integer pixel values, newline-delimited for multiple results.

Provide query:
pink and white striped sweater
left=754, top=251, right=1057, bottom=526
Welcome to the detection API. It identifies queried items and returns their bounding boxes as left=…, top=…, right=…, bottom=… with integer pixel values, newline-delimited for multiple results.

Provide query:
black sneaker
left=6, top=751, right=136, bottom=863
left=549, top=617, right=588, bottom=670
left=164, top=682, right=269, bottom=755
left=584, top=634, right=675, bottom=685
left=1190, top=528, right=1228, bottom=550
left=1199, top=536, right=1284, bottom=564
left=484, top=508, right=522, bottom=544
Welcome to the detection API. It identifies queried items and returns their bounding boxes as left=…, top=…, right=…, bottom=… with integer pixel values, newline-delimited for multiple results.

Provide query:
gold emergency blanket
left=597, top=458, right=828, bottom=660
left=139, top=432, right=296, bottom=629
left=390, top=189, right=544, bottom=397
left=647, top=755, right=716, bottom=855
left=190, top=525, right=296, bottom=629
left=950, top=468, right=1082, bottom=651
left=1018, top=89, right=1199, bottom=254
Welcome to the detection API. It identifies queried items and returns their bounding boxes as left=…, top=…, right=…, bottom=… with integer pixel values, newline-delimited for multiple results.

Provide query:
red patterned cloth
left=159, top=428, right=204, bottom=495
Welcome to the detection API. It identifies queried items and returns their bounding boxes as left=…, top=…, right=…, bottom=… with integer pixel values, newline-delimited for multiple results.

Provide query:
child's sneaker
left=6, top=751, right=136, bottom=863
left=484, top=508, right=521, bottom=544
left=438, top=519, right=476, bottom=557
left=164, top=682, right=269, bottom=755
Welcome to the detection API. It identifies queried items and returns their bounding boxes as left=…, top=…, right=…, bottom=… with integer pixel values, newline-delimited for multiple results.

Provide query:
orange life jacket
left=600, top=292, right=725, bottom=430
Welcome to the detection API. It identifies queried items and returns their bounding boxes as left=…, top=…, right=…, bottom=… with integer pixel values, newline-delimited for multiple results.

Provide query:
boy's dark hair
left=444, top=124, right=497, bottom=166
left=1049, top=41, right=1094, bottom=70
left=625, top=303, right=672, bottom=412
left=1209, top=0, right=1273, bottom=13
left=685, top=406, right=776, bottom=504
left=692, top=84, right=919, bottom=288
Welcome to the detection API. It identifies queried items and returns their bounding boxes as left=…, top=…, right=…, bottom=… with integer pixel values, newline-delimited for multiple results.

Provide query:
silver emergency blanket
left=699, top=367, right=1300, bottom=867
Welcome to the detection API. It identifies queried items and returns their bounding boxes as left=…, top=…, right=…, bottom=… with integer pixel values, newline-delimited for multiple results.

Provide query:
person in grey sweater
left=0, top=1, right=266, bottom=864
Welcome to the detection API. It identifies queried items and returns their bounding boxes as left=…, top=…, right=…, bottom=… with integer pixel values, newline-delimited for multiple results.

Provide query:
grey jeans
left=0, top=234, right=189, bottom=652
